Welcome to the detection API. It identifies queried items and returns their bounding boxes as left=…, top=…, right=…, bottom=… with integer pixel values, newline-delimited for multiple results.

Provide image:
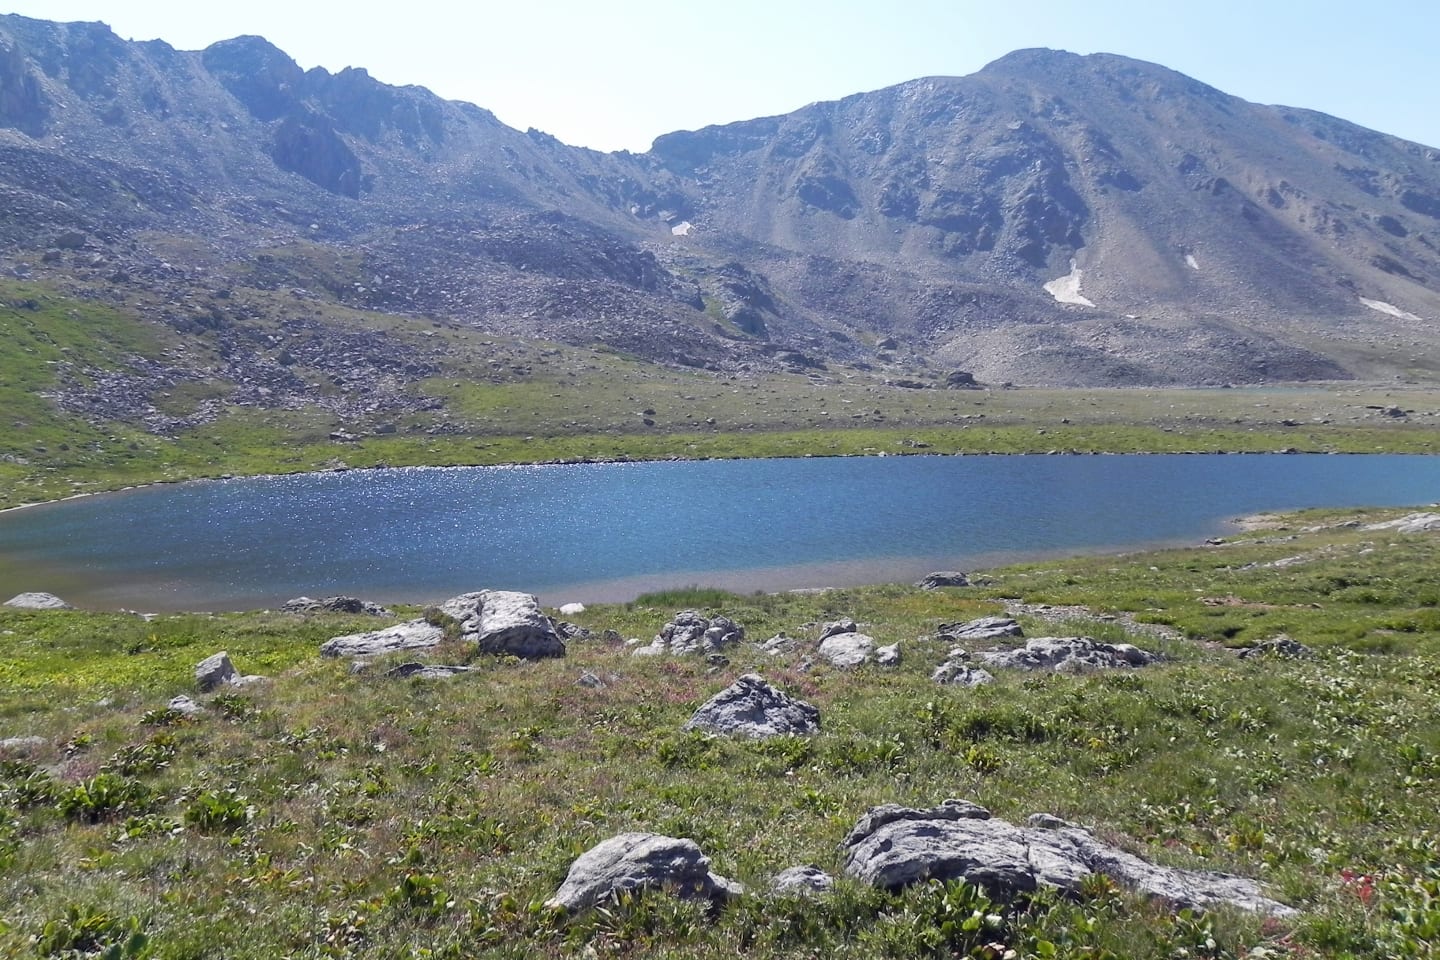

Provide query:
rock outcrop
left=939, top=616, right=1024, bottom=643
left=683, top=674, right=821, bottom=739
left=841, top=800, right=1295, bottom=916
left=917, top=572, right=970, bottom=590
left=545, top=833, right=743, bottom=913
left=931, top=662, right=996, bottom=687
left=194, top=651, right=268, bottom=691
left=320, top=620, right=446, bottom=659
left=977, top=636, right=1159, bottom=672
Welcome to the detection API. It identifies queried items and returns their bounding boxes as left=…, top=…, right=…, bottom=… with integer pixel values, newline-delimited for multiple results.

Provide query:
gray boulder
left=939, top=616, right=1024, bottom=643
left=876, top=643, right=902, bottom=667
left=544, top=833, right=743, bottom=913
left=841, top=800, right=1294, bottom=916
left=771, top=865, right=835, bottom=896
left=195, top=652, right=238, bottom=692
left=818, top=632, right=875, bottom=668
left=684, top=674, right=821, bottom=739
left=635, top=610, right=745, bottom=656
left=978, top=636, right=1158, bottom=672
left=4, top=592, right=71, bottom=610
left=284, top=595, right=392, bottom=616
left=917, top=572, right=970, bottom=590
left=441, top=590, right=565, bottom=659
left=320, top=620, right=446, bottom=658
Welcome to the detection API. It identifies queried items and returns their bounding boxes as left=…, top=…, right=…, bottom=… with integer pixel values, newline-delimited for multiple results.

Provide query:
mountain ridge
left=1, top=14, right=1439, bottom=398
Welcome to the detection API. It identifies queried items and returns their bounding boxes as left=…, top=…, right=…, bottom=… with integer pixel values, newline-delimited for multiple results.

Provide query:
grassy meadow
left=2, top=507, right=1439, bottom=957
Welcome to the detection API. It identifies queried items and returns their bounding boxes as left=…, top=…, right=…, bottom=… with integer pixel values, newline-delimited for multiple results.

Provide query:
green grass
left=2, top=506, right=1439, bottom=957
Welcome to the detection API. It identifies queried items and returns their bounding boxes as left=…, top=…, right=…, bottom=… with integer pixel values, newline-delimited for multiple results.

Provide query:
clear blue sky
left=6, top=0, right=1438, bottom=153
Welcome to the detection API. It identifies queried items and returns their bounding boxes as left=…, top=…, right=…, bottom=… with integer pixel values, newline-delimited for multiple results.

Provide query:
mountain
left=2, top=14, right=1439, bottom=397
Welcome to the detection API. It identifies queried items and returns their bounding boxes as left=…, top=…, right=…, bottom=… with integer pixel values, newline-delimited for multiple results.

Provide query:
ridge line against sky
left=4, top=0, right=1439, bottom=154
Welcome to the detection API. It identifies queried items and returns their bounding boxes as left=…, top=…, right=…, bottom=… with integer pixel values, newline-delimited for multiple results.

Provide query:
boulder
left=320, top=620, right=445, bottom=658
left=544, top=833, right=743, bottom=913
left=818, top=632, right=875, bottom=668
left=876, top=643, right=901, bottom=666
left=939, top=616, right=1023, bottom=643
left=441, top=590, right=565, bottom=659
left=771, top=865, right=835, bottom=896
left=3, top=592, right=71, bottom=610
left=284, top=595, right=392, bottom=616
left=195, top=652, right=238, bottom=692
left=559, top=602, right=586, bottom=616
left=683, top=674, right=821, bottom=739
left=635, top=610, right=745, bottom=656
left=1364, top=512, right=1440, bottom=534
left=917, top=572, right=970, bottom=590
left=978, top=636, right=1159, bottom=672
left=841, top=800, right=1295, bottom=916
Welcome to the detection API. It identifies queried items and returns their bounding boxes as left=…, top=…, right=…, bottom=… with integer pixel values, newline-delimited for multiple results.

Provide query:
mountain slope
left=1, top=16, right=1439, bottom=397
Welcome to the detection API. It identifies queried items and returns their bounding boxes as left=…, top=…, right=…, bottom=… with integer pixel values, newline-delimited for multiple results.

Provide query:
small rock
left=384, top=662, right=472, bottom=679
left=544, top=833, right=743, bottom=913
left=771, top=865, right=834, bottom=896
left=875, top=643, right=901, bottom=666
left=818, top=618, right=859, bottom=641
left=1238, top=635, right=1314, bottom=660
left=916, top=572, right=970, bottom=590
left=576, top=670, right=606, bottom=689
left=684, top=674, right=820, bottom=739
left=931, top=662, right=995, bottom=687
left=559, top=602, right=586, bottom=616
left=4, top=592, right=72, bottom=610
left=167, top=695, right=204, bottom=716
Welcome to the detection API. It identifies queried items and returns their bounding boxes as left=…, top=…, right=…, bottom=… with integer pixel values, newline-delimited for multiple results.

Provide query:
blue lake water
left=0, top=454, right=1438, bottom=611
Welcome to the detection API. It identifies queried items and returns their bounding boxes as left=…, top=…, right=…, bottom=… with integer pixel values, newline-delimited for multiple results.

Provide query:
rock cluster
left=977, top=636, right=1159, bottom=672
left=283, top=595, right=392, bottom=616
left=320, top=589, right=563, bottom=660
left=683, top=674, right=820, bottom=739
left=633, top=610, right=744, bottom=656
left=840, top=800, right=1295, bottom=916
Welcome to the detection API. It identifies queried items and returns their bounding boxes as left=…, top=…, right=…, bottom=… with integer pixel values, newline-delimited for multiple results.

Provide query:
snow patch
left=1360, top=297, right=1421, bottom=322
left=670, top=221, right=693, bottom=237
left=1043, top=260, right=1094, bottom=307
left=1185, top=253, right=1200, bottom=271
